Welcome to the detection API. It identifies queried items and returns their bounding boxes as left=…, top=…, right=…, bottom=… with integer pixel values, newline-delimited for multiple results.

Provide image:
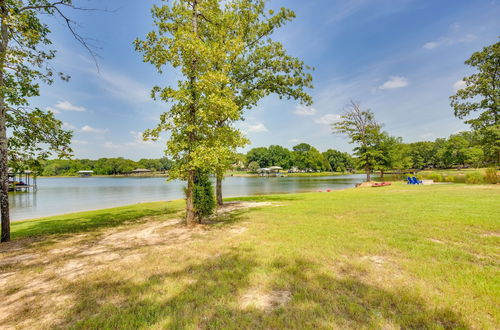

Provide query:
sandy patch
left=362, top=255, right=386, bottom=265
left=240, top=289, right=291, bottom=311
left=429, top=238, right=445, bottom=244
left=479, top=232, right=500, bottom=238
left=217, top=201, right=278, bottom=214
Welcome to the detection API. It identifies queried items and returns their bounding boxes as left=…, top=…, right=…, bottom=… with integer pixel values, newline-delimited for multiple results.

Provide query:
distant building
left=78, top=170, right=94, bottom=177
left=130, top=168, right=153, bottom=175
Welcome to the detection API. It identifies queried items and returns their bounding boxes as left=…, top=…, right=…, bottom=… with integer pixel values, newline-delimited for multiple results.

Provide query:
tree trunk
left=216, top=171, right=223, bottom=206
left=184, top=0, right=198, bottom=226
left=0, top=1, right=10, bottom=243
left=380, top=169, right=384, bottom=179
left=186, top=169, right=196, bottom=225
left=366, top=166, right=371, bottom=182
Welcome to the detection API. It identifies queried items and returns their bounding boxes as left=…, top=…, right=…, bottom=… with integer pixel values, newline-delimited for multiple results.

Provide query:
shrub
left=426, top=173, right=443, bottom=182
left=484, top=167, right=499, bottom=184
left=444, top=176, right=455, bottom=183
left=247, top=161, right=260, bottom=173
left=192, top=170, right=215, bottom=220
left=465, top=172, right=483, bottom=184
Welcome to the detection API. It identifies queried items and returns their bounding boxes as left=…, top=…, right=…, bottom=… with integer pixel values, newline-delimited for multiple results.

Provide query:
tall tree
left=0, top=0, right=92, bottom=242
left=332, top=101, right=382, bottom=181
left=292, top=143, right=324, bottom=171
left=136, top=0, right=313, bottom=220
left=322, top=149, right=353, bottom=173
left=450, top=41, right=499, bottom=165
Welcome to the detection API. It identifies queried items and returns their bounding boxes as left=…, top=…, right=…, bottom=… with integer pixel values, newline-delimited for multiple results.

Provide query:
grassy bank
left=1, top=184, right=499, bottom=329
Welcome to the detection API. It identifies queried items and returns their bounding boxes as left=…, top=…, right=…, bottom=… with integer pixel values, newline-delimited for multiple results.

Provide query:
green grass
left=11, top=200, right=185, bottom=239
left=2, top=184, right=499, bottom=329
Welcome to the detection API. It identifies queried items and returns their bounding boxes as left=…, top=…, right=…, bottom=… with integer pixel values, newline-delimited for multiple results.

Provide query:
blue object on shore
left=406, top=176, right=422, bottom=185
left=411, top=177, right=422, bottom=184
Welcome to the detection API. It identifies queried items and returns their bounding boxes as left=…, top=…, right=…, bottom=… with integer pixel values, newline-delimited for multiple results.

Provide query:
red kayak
left=372, top=182, right=392, bottom=187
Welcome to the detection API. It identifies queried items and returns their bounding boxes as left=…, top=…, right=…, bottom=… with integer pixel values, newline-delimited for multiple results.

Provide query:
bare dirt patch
left=479, top=231, right=500, bottom=238
left=429, top=238, right=446, bottom=244
left=240, top=288, right=291, bottom=311
left=217, top=201, right=279, bottom=214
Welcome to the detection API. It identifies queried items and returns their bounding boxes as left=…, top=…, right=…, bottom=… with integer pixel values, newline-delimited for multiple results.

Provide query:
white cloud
left=72, top=139, right=89, bottom=146
left=453, top=79, right=466, bottom=91
left=423, top=41, right=440, bottom=49
left=94, top=69, right=151, bottom=104
left=314, top=114, right=342, bottom=125
left=423, top=34, right=477, bottom=50
left=378, top=76, right=409, bottom=90
left=62, top=122, right=76, bottom=130
left=81, top=125, right=108, bottom=133
left=247, top=123, right=268, bottom=133
left=54, top=101, right=86, bottom=112
left=46, top=106, right=60, bottom=114
left=242, top=122, right=268, bottom=133
left=294, top=105, right=317, bottom=116
left=103, top=141, right=120, bottom=149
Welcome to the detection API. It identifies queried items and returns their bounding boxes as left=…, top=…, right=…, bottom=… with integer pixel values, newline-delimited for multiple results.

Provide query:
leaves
left=136, top=0, right=313, bottom=181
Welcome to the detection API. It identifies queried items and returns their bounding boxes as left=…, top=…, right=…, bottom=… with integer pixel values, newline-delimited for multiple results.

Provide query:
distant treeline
left=243, top=130, right=496, bottom=173
left=39, top=158, right=173, bottom=176
left=34, top=130, right=494, bottom=176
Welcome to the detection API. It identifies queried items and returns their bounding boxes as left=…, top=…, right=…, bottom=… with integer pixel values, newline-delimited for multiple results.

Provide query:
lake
left=9, top=174, right=368, bottom=221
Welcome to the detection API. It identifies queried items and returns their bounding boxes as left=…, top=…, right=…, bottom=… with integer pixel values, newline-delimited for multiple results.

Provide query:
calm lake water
left=9, top=174, right=368, bottom=221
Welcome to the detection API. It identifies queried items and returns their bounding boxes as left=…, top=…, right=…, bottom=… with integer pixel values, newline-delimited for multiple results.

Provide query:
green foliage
left=444, top=176, right=455, bottom=183
left=247, top=161, right=260, bottom=173
left=135, top=0, right=313, bottom=179
left=465, top=172, right=483, bottom=184
left=484, top=167, right=499, bottom=184
left=292, top=143, right=325, bottom=171
left=450, top=41, right=499, bottom=165
left=192, top=170, right=215, bottom=220
left=247, top=147, right=271, bottom=168
left=1, top=1, right=79, bottom=168
left=332, top=102, right=384, bottom=180
left=426, top=173, right=443, bottom=182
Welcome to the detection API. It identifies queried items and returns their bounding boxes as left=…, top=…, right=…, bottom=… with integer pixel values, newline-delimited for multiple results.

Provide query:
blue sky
left=34, top=0, right=500, bottom=160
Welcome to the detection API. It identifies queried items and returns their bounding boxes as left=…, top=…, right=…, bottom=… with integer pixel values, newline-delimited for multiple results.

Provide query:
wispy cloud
left=81, top=125, right=109, bottom=134
left=93, top=69, right=151, bottom=104
left=294, top=105, right=317, bottom=116
left=422, top=33, right=477, bottom=50
left=53, top=101, right=87, bottom=112
left=314, top=114, right=342, bottom=125
left=453, top=79, right=466, bottom=91
left=378, top=76, right=409, bottom=90
left=62, top=122, right=76, bottom=130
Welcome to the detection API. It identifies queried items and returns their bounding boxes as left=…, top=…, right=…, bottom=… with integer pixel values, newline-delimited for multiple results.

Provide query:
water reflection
left=9, top=174, right=368, bottom=221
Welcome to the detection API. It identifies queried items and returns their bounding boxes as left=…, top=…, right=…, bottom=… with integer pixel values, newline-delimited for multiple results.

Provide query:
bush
left=247, top=161, right=260, bottom=173
left=465, top=172, right=483, bottom=184
left=192, top=170, right=215, bottom=220
left=444, top=176, right=455, bottom=183
left=426, top=173, right=443, bottom=182
left=484, top=167, right=499, bottom=184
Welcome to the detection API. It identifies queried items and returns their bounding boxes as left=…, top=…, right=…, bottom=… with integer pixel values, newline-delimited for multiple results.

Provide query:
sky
left=33, top=0, right=500, bottom=160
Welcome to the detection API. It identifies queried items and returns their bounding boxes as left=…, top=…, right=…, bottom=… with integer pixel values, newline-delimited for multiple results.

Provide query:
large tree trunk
left=216, top=171, right=223, bottom=206
left=0, top=105, right=8, bottom=243
left=380, top=169, right=384, bottom=179
left=0, top=2, right=10, bottom=243
left=185, top=0, right=198, bottom=226
left=186, top=169, right=196, bottom=225
left=366, top=166, right=371, bottom=182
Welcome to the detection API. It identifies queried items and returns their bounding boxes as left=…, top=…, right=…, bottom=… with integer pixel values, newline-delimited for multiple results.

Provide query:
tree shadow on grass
left=10, top=204, right=181, bottom=241
left=52, top=252, right=469, bottom=329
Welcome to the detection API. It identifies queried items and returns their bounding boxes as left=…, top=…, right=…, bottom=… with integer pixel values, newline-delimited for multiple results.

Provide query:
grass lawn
left=1, top=184, right=499, bottom=329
